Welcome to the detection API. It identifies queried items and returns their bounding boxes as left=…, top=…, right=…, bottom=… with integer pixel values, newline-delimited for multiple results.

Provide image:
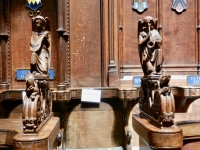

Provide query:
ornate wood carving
left=22, top=15, right=52, bottom=132
left=118, top=88, right=138, bottom=150
left=138, top=16, right=175, bottom=127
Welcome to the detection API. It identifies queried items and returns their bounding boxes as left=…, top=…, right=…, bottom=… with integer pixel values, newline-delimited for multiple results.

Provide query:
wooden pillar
left=56, top=1, right=70, bottom=149
left=157, top=0, right=162, bottom=31
left=108, top=0, right=118, bottom=87
left=197, top=0, right=200, bottom=74
left=63, top=0, right=70, bottom=86
left=102, top=0, right=109, bottom=87
left=118, top=0, right=123, bottom=79
left=0, top=0, right=10, bottom=90
left=102, top=0, right=119, bottom=87
left=56, top=0, right=70, bottom=87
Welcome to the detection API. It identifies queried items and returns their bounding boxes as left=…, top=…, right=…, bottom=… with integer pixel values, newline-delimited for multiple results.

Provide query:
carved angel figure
left=30, top=15, right=50, bottom=75
left=138, top=16, right=163, bottom=76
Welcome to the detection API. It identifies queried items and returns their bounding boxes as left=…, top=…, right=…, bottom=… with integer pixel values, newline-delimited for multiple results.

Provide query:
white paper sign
left=81, top=89, right=101, bottom=103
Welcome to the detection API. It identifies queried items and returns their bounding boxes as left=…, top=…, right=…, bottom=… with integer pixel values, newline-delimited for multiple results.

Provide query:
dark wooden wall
left=0, top=0, right=200, bottom=148
left=1, top=0, right=200, bottom=89
left=70, top=0, right=102, bottom=87
left=0, top=0, right=58, bottom=89
left=120, top=0, right=199, bottom=78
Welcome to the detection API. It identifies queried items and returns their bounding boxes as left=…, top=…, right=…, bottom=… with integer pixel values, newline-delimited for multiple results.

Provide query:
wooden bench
left=0, top=87, right=139, bottom=150
left=0, top=89, right=60, bottom=150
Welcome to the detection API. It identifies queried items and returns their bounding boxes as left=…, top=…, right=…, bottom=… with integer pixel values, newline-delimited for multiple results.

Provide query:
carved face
left=35, top=18, right=44, bottom=28
left=143, top=16, right=155, bottom=30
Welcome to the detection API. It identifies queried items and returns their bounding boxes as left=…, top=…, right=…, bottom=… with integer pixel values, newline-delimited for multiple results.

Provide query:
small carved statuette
left=138, top=16, right=175, bottom=127
left=30, top=15, right=50, bottom=75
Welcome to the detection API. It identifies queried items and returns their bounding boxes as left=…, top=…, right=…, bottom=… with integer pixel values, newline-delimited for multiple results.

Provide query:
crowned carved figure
left=30, top=15, right=50, bottom=75
left=138, top=16, right=163, bottom=76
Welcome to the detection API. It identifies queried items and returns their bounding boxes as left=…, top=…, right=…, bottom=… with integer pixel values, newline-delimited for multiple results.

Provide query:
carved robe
left=30, top=31, right=50, bottom=74
left=139, top=29, right=162, bottom=75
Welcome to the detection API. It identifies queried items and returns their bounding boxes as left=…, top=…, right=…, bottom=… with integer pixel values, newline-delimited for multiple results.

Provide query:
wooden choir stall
left=0, top=0, right=200, bottom=150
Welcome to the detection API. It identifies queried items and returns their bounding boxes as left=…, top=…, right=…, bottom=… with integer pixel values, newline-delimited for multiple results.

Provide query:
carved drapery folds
left=138, top=16, right=175, bottom=127
left=22, top=15, right=52, bottom=133
left=0, top=0, right=10, bottom=89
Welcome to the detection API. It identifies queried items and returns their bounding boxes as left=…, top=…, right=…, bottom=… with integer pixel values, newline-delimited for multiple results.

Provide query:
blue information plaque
left=133, top=76, right=141, bottom=87
left=187, top=76, right=200, bottom=85
left=15, top=69, right=55, bottom=80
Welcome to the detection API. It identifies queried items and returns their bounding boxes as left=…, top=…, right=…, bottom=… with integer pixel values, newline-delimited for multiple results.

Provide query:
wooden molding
left=0, top=0, right=10, bottom=89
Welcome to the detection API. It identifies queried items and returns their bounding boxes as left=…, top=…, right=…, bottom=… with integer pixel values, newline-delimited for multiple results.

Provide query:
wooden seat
left=0, top=117, right=60, bottom=150
left=181, top=141, right=200, bottom=150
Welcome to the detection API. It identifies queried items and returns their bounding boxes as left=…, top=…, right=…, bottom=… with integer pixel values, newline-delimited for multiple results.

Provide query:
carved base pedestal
left=22, top=73, right=52, bottom=133
left=13, top=117, right=60, bottom=150
left=139, top=75, right=175, bottom=127
left=0, top=82, right=10, bottom=90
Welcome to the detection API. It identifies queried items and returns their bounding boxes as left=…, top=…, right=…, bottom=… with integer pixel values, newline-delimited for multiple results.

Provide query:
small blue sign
left=15, top=69, right=55, bottom=80
left=187, top=76, right=200, bottom=85
left=133, top=76, right=142, bottom=87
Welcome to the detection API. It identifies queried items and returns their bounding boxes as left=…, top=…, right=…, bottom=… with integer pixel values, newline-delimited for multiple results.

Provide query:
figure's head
left=144, top=16, right=153, bottom=27
left=33, top=15, right=46, bottom=30
left=141, top=16, right=157, bottom=30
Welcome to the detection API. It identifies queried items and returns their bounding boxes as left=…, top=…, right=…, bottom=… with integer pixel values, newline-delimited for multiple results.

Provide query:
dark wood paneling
left=70, top=0, right=101, bottom=87
left=120, top=0, right=198, bottom=78
left=162, top=0, right=197, bottom=69
left=65, top=102, right=124, bottom=148
left=121, top=0, right=157, bottom=66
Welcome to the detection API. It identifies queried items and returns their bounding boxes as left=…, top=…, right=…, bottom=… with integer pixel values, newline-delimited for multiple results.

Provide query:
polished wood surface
left=132, top=114, right=183, bottom=149
left=0, top=117, right=60, bottom=150
left=132, top=113, right=200, bottom=149
left=175, top=113, right=200, bottom=139
left=0, top=119, right=22, bottom=147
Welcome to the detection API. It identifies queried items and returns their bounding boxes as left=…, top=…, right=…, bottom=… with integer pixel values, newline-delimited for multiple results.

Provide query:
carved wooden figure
left=22, top=15, right=52, bottom=133
left=138, top=16, right=175, bottom=127
left=30, top=15, right=50, bottom=75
